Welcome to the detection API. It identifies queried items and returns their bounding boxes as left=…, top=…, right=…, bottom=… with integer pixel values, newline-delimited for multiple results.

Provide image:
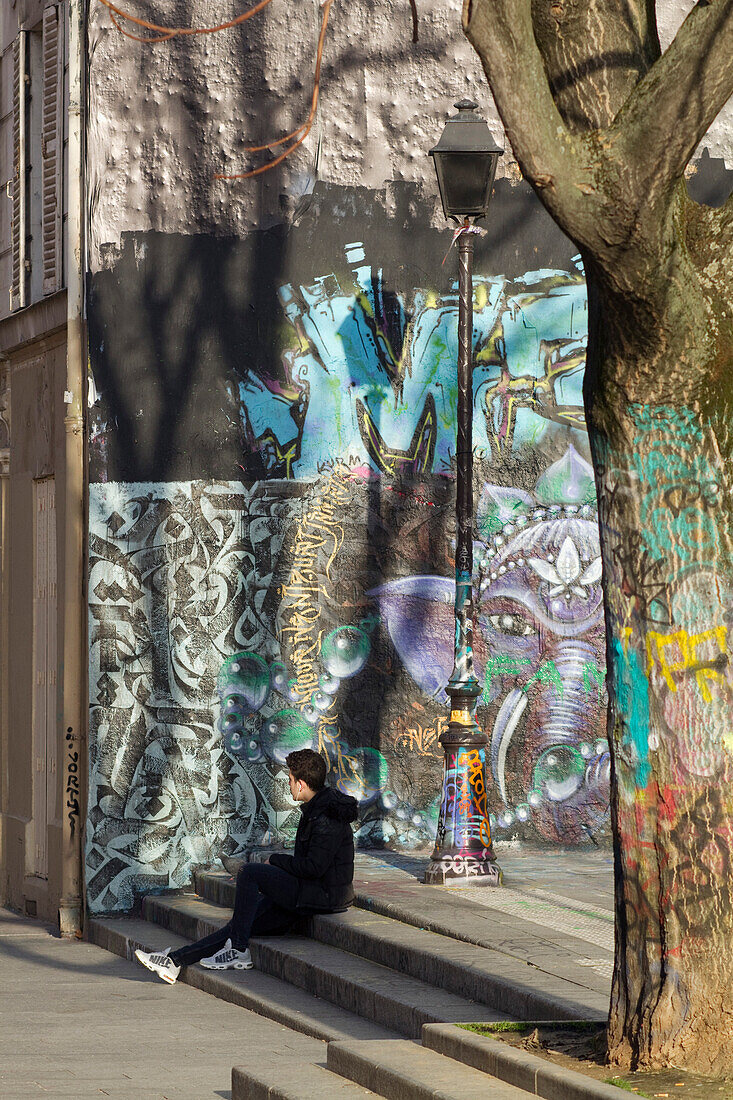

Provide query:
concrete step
left=231, top=1051, right=382, bottom=1100
left=327, top=1039, right=534, bottom=1099
left=141, top=892, right=510, bottom=1037
left=194, top=870, right=607, bottom=1022
left=88, top=915, right=398, bottom=1044
left=423, top=1023, right=625, bottom=1100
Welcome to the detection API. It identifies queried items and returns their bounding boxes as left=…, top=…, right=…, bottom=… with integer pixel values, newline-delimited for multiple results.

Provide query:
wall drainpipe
left=58, top=0, right=86, bottom=938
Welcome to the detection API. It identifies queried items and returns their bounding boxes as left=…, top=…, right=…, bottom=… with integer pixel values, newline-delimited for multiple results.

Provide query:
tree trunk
left=585, top=188, right=733, bottom=1072
left=464, top=0, right=733, bottom=1073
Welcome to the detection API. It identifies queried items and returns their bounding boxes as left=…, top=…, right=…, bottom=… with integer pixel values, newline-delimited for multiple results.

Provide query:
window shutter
left=11, top=33, right=26, bottom=312
left=42, top=5, right=63, bottom=296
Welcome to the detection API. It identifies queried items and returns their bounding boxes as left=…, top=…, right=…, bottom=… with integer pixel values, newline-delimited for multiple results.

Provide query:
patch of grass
left=458, top=1020, right=603, bottom=1035
left=603, top=1079, right=652, bottom=1097
left=459, top=1022, right=532, bottom=1034
left=550, top=1021, right=603, bottom=1033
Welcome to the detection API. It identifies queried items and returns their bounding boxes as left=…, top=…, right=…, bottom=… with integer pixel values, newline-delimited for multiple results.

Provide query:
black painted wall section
left=89, top=179, right=577, bottom=482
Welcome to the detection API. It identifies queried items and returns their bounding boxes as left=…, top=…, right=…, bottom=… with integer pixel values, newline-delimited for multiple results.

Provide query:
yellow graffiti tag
left=280, top=465, right=352, bottom=699
left=394, top=717, right=448, bottom=756
left=646, top=625, right=728, bottom=703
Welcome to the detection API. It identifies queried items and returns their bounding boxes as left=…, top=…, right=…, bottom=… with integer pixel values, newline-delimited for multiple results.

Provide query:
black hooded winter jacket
left=269, top=786, right=358, bottom=912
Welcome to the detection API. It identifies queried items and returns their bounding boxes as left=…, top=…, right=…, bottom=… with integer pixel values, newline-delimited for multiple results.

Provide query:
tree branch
left=463, top=0, right=604, bottom=248
left=530, top=0, right=660, bottom=132
left=614, top=0, right=733, bottom=205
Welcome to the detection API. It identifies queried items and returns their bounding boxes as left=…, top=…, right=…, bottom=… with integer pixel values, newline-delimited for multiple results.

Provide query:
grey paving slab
left=328, top=1038, right=534, bottom=1099
left=0, top=907, right=326, bottom=1100
left=231, top=1052, right=382, bottom=1099
left=349, top=849, right=614, bottom=1001
left=0, top=908, right=58, bottom=937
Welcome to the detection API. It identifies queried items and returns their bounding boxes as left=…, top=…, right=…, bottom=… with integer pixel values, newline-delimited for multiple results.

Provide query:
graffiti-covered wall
left=85, top=176, right=617, bottom=911
left=86, top=0, right=733, bottom=911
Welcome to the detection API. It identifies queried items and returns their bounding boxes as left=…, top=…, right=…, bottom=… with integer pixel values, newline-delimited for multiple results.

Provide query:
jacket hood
left=303, top=785, right=359, bottom=823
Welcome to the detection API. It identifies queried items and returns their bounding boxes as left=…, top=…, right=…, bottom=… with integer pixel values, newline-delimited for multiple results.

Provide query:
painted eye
left=488, top=612, right=534, bottom=636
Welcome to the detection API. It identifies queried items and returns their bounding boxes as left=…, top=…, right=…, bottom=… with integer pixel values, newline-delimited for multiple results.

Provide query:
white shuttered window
left=10, top=6, right=64, bottom=311
left=10, top=33, right=26, bottom=312
left=42, top=5, right=63, bottom=295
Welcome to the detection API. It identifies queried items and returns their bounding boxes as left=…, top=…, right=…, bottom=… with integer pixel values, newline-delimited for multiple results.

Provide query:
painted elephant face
left=478, top=510, right=609, bottom=843
left=372, top=449, right=611, bottom=844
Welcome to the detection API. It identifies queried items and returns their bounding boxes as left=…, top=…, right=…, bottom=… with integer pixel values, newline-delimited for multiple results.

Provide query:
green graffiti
left=483, top=655, right=532, bottom=699
left=483, top=656, right=592, bottom=701
left=525, top=660, right=564, bottom=698
left=611, top=637, right=651, bottom=789
left=583, top=662, right=605, bottom=700
left=626, top=403, right=723, bottom=568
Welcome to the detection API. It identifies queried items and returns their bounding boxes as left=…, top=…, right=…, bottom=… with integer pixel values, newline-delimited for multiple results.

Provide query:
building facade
left=1, top=0, right=731, bottom=925
left=0, top=0, right=80, bottom=925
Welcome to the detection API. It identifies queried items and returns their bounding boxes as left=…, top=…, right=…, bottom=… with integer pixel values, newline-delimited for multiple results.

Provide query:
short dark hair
left=286, top=749, right=327, bottom=791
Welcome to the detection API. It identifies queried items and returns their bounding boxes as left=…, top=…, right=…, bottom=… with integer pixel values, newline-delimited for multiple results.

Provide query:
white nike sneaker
left=135, top=946, right=181, bottom=985
left=200, top=937, right=252, bottom=970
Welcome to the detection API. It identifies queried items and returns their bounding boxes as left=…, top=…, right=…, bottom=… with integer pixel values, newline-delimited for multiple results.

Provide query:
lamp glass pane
left=436, top=153, right=494, bottom=216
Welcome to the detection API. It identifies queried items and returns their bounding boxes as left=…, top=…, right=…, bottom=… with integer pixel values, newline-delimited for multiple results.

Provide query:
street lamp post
left=424, top=101, right=503, bottom=887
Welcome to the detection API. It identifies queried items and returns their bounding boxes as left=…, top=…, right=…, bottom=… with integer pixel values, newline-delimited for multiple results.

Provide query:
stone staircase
left=88, top=867, right=615, bottom=1100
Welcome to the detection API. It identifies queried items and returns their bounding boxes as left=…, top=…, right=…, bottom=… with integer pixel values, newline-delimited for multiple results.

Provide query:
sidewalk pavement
left=0, top=845, right=614, bottom=1099
left=0, top=906, right=318, bottom=1100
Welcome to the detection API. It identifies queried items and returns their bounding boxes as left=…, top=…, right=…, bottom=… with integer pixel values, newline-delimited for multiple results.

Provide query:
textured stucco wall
left=87, top=0, right=500, bottom=266
left=87, top=0, right=733, bottom=270
left=85, top=0, right=733, bottom=913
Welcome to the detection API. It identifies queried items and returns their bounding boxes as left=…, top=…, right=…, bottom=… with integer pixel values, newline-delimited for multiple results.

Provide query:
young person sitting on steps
left=135, top=748, right=358, bottom=984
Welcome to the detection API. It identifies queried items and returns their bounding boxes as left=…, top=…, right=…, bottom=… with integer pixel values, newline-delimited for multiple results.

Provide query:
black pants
left=169, top=863, right=300, bottom=968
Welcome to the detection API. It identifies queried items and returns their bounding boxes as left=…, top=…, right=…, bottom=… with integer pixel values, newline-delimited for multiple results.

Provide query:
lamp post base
left=423, top=682, right=502, bottom=888
left=424, top=851, right=502, bottom=886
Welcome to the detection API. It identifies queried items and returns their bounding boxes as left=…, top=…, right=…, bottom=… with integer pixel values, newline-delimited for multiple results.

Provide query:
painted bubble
left=219, top=710, right=242, bottom=735
left=301, top=704, right=320, bottom=725
left=222, top=693, right=247, bottom=715
left=217, top=652, right=271, bottom=713
left=426, top=796, right=441, bottom=826
left=261, top=709, right=315, bottom=763
left=532, top=745, right=586, bottom=802
left=270, top=661, right=289, bottom=693
left=286, top=680, right=301, bottom=703
left=318, top=672, right=341, bottom=695
left=320, top=626, right=370, bottom=679
left=244, top=738, right=262, bottom=762
left=312, top=691, right=332, bottom=712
